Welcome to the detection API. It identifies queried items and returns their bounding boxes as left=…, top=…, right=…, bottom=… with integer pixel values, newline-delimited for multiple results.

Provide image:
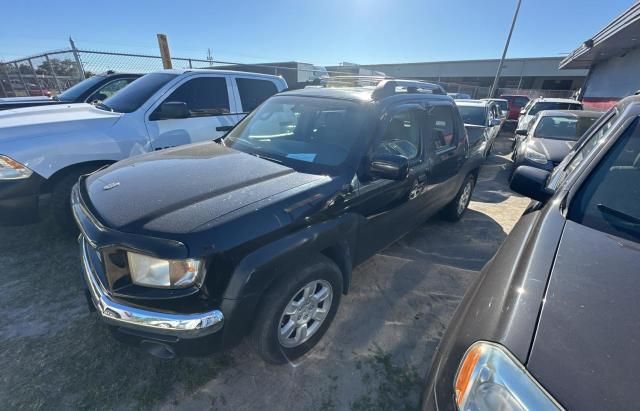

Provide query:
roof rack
left=315, top=76, right=446, bottom=98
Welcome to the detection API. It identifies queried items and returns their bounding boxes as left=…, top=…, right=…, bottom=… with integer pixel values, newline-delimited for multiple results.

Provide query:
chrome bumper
left=81, top=237, right=224, bottom=339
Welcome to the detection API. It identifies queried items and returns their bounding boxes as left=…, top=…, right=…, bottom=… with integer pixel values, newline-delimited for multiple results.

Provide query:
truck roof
left=152, top=68, right=285, bottom=80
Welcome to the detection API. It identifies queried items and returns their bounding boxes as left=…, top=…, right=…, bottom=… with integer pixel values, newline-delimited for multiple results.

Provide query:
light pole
left=489, top=0, right=522, bottom=98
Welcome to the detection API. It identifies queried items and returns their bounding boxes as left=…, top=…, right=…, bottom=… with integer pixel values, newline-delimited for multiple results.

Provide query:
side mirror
left=519, top=109, right=526, bottom=115
left=489, top=118, right=502, bottom=127
left=515, top=129, right=528, bottom=136
left=151, top=101, right=190, bottom=120
left=370, top=153, right=409, bottom=180
left=510, top=166, right=553, bottom=202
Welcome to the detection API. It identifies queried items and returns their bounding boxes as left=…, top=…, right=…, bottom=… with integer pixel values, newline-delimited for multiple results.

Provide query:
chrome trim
left=81, top=237, right=224, bottom=338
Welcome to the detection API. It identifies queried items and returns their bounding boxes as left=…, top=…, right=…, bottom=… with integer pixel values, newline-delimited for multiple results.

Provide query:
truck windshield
left=100, top=73, right=178, bottom=113
left=56, top=75, right=106, bottom=102
left=225, top=95, right=367, bottom=175
left=457, top=105, right=486, bottom=126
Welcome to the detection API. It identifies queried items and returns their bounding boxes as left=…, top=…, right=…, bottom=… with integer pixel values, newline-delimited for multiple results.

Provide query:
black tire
left=49, top=170, right=91, bottom=234
left=250, top=254, right=343, bottom=364
left=441, top=174, right=476, bottom=221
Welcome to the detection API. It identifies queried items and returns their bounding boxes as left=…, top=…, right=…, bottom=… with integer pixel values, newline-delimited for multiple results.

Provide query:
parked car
left=481, top=98, right=509, bottom=121
left=0, top=69, right=286, bottom=227
left=420, top=94, right=640, bottom=411
left=512, top=110, right=601, bottom=172
left=0, top=72, right=142, bottom=111
left=455, top=100, right=502, bottom=158
left=500, top=94, right=530, bottom=121
left=448, top=92, right=472, bottom=100
left=73, top=79, right=483, bottom=363
left=517, top=97, right=583, bottom=131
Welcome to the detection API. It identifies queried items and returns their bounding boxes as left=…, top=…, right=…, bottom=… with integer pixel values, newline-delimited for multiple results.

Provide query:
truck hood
left=85, top=142, right=328, bottom=235
left=0, top=103, right=122, bottom=144
left=528, top=137, right=575, bottom=164
left=526, top=220, right=640, bottom=410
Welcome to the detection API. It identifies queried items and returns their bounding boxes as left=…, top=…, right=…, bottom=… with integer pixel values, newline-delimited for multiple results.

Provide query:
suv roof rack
left=314, top=76, right=446, bottom=98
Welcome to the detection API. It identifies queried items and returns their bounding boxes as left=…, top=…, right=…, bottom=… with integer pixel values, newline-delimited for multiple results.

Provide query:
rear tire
left=250, top=254, right=343, bottom=364
left=442, top=174, right=475, bottom=221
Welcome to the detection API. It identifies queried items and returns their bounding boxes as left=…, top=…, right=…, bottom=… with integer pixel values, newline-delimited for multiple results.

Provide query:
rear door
left=144, top=74, right=238, bottom=150
left=424, top=103, right=467, bottom=205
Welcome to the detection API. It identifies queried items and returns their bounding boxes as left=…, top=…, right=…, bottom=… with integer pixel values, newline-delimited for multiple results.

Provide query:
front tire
left=442, top=174, right=475, bottom=221
left=49, top=169, right=94, bottom=234
left=250, top=255, right=343, bottom=364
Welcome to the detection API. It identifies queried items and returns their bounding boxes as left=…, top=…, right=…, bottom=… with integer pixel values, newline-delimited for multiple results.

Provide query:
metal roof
left=560, top=2, right=640, bottom=69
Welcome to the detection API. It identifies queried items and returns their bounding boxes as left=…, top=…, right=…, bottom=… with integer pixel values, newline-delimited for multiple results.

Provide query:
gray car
left=421, top=94, right=640, bottom=410
left=512, top=110, right=602, bottom=172
left=456, top=100, right=502, bottom=158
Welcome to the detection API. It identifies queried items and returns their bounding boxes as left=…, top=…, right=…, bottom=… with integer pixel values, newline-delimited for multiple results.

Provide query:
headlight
left=0, top=155, right=33, bottom=180
left=455, top=341, right=563, bottom=411
left=127, top=252, right=203, bottom=288
left=525, top=147, right=548, bottom=164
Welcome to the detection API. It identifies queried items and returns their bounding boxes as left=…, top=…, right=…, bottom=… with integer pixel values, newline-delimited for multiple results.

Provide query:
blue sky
left=0, top=0, right=634, bottom=65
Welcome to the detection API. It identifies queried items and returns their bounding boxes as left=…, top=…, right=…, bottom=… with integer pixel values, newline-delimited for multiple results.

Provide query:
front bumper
left=0, top=174, right=45, bottom=225
left=81, top=236, right=224, bottom=339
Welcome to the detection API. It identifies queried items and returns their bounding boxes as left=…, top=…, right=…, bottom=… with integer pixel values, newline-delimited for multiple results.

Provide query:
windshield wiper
left=95, top=102, right=113, bottom=112
left=597, top=204, right=640, bottom=225
left=254, top=153, right=283, bottom=164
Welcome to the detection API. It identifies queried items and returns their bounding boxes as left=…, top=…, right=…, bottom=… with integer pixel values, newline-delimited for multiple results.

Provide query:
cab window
left=428, top=105, right=456, bottom=151
left=568, top=119, right=640, bottom=243
left=159, top=77, right=230, bottom=117
left=375, top=109, right=421, bottom=160
left=236, top=78, right=278, bottom=113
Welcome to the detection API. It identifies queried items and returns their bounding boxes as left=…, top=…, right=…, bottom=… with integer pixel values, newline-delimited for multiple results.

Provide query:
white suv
left=517, top=97, right=582, bottom=131
left=0, top=69, right=287, bottom=228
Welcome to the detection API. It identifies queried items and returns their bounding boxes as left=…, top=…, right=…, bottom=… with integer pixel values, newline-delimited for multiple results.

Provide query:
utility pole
left=157, top=34, right=173, bottom=69
left=489, top=0, right=522, bottom=98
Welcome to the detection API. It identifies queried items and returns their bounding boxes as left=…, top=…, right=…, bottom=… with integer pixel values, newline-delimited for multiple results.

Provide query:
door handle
left=216, top=125, right=233, bottom=132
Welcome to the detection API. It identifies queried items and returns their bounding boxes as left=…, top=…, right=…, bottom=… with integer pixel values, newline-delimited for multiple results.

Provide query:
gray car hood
left=527, top=220, right=640, bottom=410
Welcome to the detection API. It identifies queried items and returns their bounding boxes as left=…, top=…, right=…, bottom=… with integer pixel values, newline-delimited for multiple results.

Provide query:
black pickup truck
left=0, top=72, right=140, bottom=111
left=72, top=79, right=484, bottom=363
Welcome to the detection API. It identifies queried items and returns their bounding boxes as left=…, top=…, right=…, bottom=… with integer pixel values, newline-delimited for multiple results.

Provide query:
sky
left=0, top=0, right=635, bottom=65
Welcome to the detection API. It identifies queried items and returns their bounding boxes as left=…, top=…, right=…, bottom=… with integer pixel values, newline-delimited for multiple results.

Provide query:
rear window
left=534, top=115, right=600, bottom=141
left=236, top=78, right=279, bottom=113
left=568, top=118, right=640, bottom=243
left=529, top=102, right=582, bottom=116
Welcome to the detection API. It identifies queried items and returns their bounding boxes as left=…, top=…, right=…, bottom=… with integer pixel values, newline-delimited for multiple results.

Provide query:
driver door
left=144, top=75, right=239, bottom=150
left=354, top=104, right=431, bottom=261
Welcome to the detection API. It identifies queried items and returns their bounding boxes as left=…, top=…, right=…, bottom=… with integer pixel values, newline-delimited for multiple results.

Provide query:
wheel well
left=469, top=167, right=480, bottom=181
left=43, top=161, right=114, bottom=193
left=320, top=244, right=352, bottom=295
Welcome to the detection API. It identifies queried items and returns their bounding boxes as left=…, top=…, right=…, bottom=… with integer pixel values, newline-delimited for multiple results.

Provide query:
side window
left=428, top=105, right=456, bottom=151
left=568, top=119, right=640, bottom=243
left=160, top=77, right=229, bottom=116
left=236, top=78, right=278, bottom=113
left=88, top=78, right=134, bottom=102
left=375, top=110, right=421, bottom=160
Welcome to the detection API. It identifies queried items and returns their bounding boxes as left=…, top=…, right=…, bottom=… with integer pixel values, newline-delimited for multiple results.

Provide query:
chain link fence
left=0, top=44, right=577, bottom=100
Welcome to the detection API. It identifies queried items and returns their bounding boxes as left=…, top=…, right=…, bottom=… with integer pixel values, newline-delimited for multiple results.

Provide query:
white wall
left=584, top=46, right=640, bottom=98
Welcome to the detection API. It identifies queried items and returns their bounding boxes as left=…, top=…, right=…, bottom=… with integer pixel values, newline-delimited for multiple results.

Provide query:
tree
left=36, top=58, right=78, bottom=77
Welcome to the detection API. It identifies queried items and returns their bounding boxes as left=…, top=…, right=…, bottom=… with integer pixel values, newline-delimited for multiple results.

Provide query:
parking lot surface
left=0, top=131, right=528, bottom=410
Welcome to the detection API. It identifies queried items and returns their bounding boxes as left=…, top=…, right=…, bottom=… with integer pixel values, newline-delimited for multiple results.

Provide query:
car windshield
left=529, top=102, right=582, bottom=115
left=493, top=100, right=508, bottom=111
left=56, top=75, right=105, bottom=102
left=457, top=105, right=486, bottom=126
left=225, top=95, right=367, bottom=175
left=100, top=72, right=178, bottom=113
left=534, top=115, right=600, bottom=141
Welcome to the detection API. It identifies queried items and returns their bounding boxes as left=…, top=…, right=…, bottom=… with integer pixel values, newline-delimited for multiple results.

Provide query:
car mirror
left=515, top=128, right=528, bottom=136
left=519, top=109, right=526, bottom=115
left=489, top=118, right=502, bottom=127
left=152, top=101, right=190, bottom=120
left=370, top=153, right=409, bottom=180
left=510, top=166, right=553, bottom=202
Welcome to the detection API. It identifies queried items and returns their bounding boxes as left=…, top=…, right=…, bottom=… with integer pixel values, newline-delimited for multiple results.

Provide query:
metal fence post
left=13, top=62, right=28, bottom=95
left=28, top=58, right=46, bottom=96
left=0, top=63, right=14, bottom=97
left=188, top=59, right=192, bottom=69
left=69, top=37, right=86, bottom=80
left=44, top=54, right=63, bottom=93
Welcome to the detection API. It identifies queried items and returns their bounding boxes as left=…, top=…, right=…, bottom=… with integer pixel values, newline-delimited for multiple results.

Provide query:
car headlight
left=127, top=252, right=203, bottom=288
left=455, top=341, right=563, bottom=411
left=525, top=147, right=548, bottom=164
left=0, top=155, right=33, bottom=180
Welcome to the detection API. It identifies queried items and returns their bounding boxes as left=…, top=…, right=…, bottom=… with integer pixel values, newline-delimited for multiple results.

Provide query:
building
left=560, top=2, right=640, bottom=109
left=327, top=57, right=588, bottom=98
